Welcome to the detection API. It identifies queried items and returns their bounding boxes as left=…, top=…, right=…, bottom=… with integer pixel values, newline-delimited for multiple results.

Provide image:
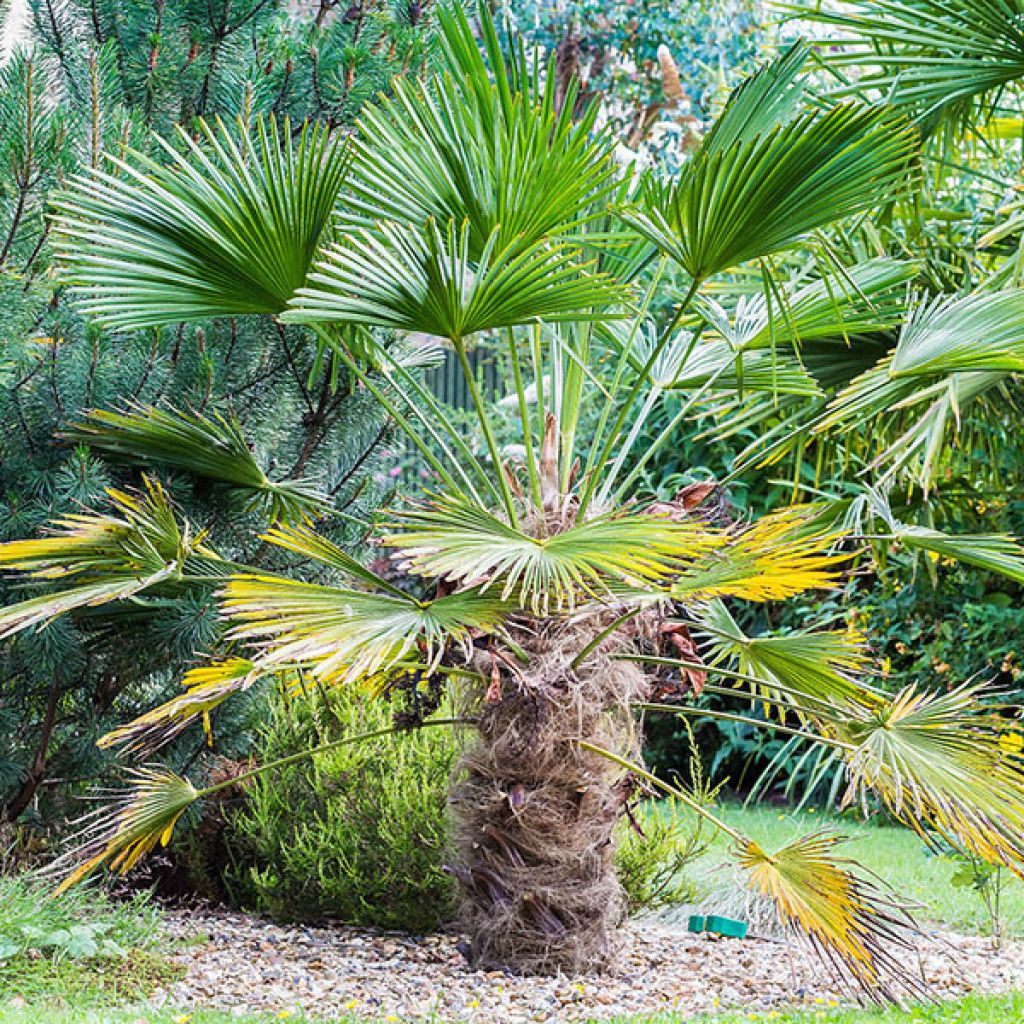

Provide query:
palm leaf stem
left=578, top=739, right=744, bottom=844
left=635, top=702, right=854, bottom=749
left=454, top=339, right=518, bottom=523
left=506, top=326, right=543, bottom=509
left=568, top=607, right=645, bottom=671
left=200, top=716, right=474, bottom=799
left=374, top=344, right=498, bottom=503
left=579, top=274, right=701, bottom=517
left=611, top=354, right=734, bottom=504
left=618, top=655, right=870, bottom=716
left=320, top=328, right=480, bottom=503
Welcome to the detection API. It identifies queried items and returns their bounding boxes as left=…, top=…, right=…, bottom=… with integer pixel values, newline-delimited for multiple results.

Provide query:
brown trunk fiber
left=449, top=620, right=649, bottom=974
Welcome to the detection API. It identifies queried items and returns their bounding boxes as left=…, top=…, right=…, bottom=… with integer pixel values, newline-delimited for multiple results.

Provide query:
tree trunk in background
left=449, top=619, right=649, bottom=974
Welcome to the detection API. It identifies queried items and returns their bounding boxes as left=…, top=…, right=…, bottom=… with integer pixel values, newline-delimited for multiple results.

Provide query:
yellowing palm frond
left=0, top=478, right=215, bottom=638
left=839, top=683, right=1024, bottom=872
left=98, top=658, right=260, bottom=756
left=386, top=499, right=719, bottom=614
left=674, top=507, right=849, bottom=603
left=738, top=832, right=925, bottom=1000
left=221, top=575, right=507, bottom=685
left=50, top=767, right=199, bottom=895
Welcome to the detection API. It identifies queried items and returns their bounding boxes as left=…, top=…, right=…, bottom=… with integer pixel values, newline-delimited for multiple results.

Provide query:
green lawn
left=674, top=803, right=1024, bottom=937
left=2, top=993, right=1022, bottom=1024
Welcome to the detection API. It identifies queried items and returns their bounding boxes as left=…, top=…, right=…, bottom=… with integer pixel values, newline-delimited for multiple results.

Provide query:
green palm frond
left=52, top=115, right=349, bottom=329
left=221, top=574, right=508, bottom=686
left=738, top=832, right=925, bottom=1000
left=284, top=218, right=623, bottom=341
left=344, top=4, right=616, bottom=258
left=790, top=0, right=1024, bottom=127
left=385, top=498, right=718, bottom=614
left=696, top=258, right=916, bottom=353
left=890, top=290, right=1024, bottom=376
left=68, top=404, right=330, bottom=524
left=98, top=658, right=260, bottom=755
left=838, top=684, right=1024, bottom=872
left=694, top=600, right=873, bottom=715
left=0, top=478, right=215, bottom=638
left=50, top=767, right=199, bottom=895
left=622, top=104, right=919, bottom=282
left=892, top=526, right=1024, bottom=583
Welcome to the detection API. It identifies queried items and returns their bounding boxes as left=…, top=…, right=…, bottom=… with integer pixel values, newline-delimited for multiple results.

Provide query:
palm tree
left=4, top=1, right=1024, bottom=994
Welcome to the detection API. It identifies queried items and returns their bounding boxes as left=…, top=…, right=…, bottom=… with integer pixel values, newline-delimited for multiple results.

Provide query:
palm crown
left=3, top=0, right=1024, bottom=995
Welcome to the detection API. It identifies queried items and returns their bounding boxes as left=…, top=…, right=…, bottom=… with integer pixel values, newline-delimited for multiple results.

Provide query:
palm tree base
left=449, top=622, right=649, bottom=974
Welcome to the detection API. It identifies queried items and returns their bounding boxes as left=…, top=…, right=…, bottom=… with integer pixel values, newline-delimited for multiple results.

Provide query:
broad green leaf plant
left=3, top=0, right=1024, bottom=995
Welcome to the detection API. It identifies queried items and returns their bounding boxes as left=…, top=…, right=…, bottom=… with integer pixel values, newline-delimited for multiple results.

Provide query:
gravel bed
left=156, top=908, right=1024, bottom=1021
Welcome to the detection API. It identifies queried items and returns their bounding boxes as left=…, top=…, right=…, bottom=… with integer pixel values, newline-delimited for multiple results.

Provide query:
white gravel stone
left=159, top=907, right=1024, bottom=1021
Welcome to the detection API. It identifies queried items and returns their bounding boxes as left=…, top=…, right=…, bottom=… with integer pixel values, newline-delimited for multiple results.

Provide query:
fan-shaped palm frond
left=53, top=115, right=349, bottom=330
left=385, top=498, right=718, bottom=614
left=738, top=832, right=925, bottom=1000
left=695, top=258, right=916, bottom=353
left=50, top=767, right=199, bottom=895
left=344, top=5, right=616, bottom=259
left=791, top=0, right=1024, bottom=127
left=693, top=600, right=873, bottom=714
left=890, top=290, right=1024, bottom=376
left=622, top=103, right=919, bottom=282
left=221, top=574, right=507, bottom=685
left=673, top=508, right=850, bottom=603
left=0, top=478, right=216, bottom=638
left=284, top=218, right=623, bottom=342
left=98, top=658, right=260, bottom=755
left=891, top=526, right=1024, bottom=583
left=68, top=404, right=330, bottom=524
left=838, top=684, right=1024, bottom=871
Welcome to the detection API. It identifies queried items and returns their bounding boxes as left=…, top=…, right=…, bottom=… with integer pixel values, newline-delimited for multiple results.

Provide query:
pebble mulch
left=154, top=908, right=1024, bottom=1022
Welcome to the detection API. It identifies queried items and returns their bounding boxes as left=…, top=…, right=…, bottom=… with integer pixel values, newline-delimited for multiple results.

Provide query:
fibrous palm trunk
left=449, top=618, right=650, bottom=973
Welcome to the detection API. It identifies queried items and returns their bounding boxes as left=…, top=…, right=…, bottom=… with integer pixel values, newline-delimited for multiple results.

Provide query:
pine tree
left=0, top=1, right=440, bottom=827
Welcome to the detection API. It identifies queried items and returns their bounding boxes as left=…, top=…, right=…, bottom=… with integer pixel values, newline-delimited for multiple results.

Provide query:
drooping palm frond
left=284, top=218, right=624, bottom=342
left=98, top=658, right=261, bottom=755
left=790, top=0, right=1024, bottom=128
left=695, top=258, right=916, bottom=353
left=260, top=522, right=408, bottom=597
left=582, top=739, right=923, bottom=1000
left=673, top=508, right=850, bottom=603
left=385, top=498, right=718, bottom=614
left=0, top=478, right=216, bottom=638
left=738, top=832, right=925, bottom=1000
left=838, top=683, right=1024, bottom=872
left=52, top=115, right=349, bottom=330
left=67, top=404, right=330, bottom=524
left=221, top=574, right=508, bottom=685
left=622, top=103, right=919, bottom=282
left=815, top=354, right=1008, bottom=492
left=49, top=767, right=199, bottom=895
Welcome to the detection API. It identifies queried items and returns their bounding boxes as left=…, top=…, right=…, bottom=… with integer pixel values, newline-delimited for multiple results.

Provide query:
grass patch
left=672, top=803, right=1024, bottom=937
left=688, top=990, right=1024, bottom=1022
left=1, top=993, right=1022, bottom=1023
left=0, top=875, right=181, bottom=1008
